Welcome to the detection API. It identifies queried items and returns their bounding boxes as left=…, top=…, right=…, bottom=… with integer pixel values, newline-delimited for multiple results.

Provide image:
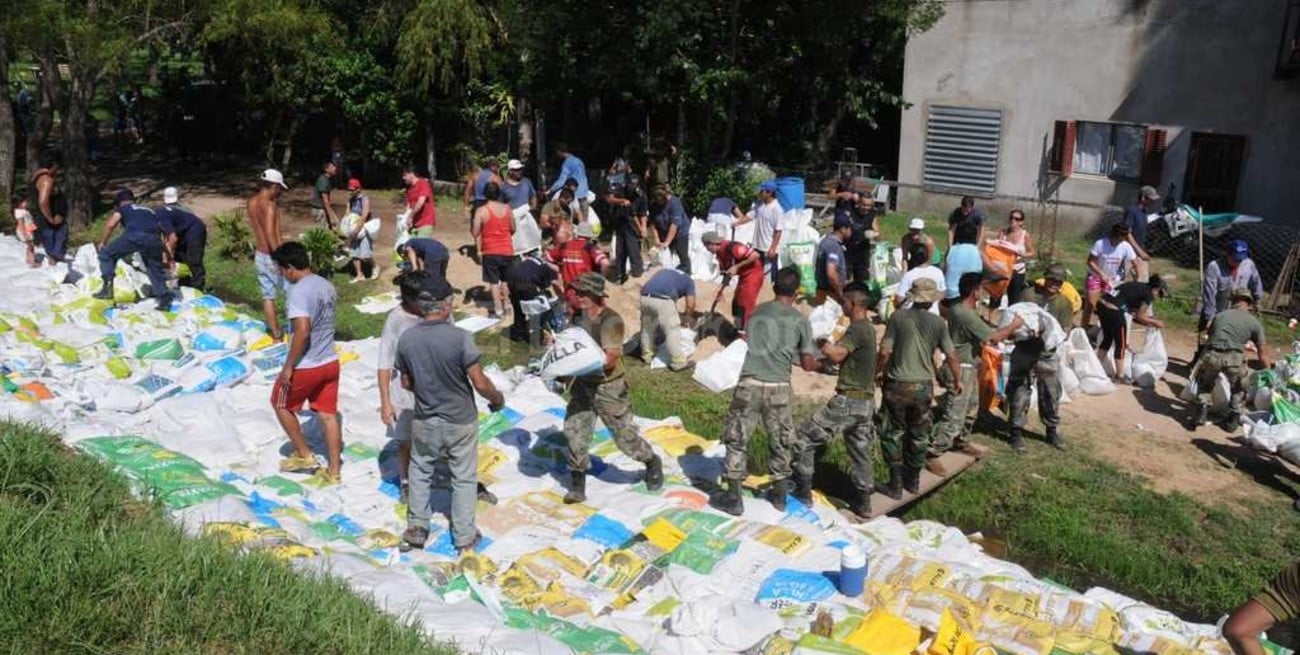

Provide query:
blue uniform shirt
left=406, top=237, right=449, bottom=263
left=547, top=154, right=588, bottom=198
left=121, top=204, right=167, bottom=235
left=654, top=197, right=690, bottom=241
left=156, top=205, right=202, bottom=237
left=641, top=268, right=696, bottom=299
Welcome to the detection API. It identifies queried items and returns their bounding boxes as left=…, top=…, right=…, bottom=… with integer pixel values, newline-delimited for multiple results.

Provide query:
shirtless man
left=249, top=169, right=289, bottom=339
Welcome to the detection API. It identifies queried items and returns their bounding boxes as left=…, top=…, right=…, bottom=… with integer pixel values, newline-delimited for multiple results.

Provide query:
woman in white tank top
left=1001, top=209, right=1035, bottom=302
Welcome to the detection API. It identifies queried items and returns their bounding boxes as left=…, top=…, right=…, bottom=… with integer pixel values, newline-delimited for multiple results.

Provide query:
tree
left=0, top=32, right=15, bottom=221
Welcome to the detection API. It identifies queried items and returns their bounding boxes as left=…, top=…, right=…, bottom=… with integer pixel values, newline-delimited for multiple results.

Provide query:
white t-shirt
left=896, top=265, right=946, bottom=315
left=286, top=274, right=338, bottom=369
left=378, top=306, right=424, bottom=409
left=752, top=199, right=783, bottom=251
left=1089, top=238, right=1136, bottom=283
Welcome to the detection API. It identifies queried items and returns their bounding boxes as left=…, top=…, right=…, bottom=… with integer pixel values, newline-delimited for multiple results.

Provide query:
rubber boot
left=902, top=466, right=921, bottom=495
left=563, top=470, right=586, bottom=504
left=93, top=280, right=115, bottom=300
left=155, top=293, right=173, bottom=313
left=644, top=455, right=664, bottom=492
left=1046, top=426, right=1065, bottom=450
left=876, top=465, right=903, bottom=500
left=792, top=475, right=813, bottom=506
left=1008, top=427, right=1027, bottom=453
left=766, top=478, right=789, bottom=512
left=712, top=479, right=744, bottom=516
left=850, top=489, right=873, bottom=521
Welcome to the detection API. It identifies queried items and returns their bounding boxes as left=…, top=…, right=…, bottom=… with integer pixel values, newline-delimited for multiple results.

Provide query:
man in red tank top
left=547, top=221, right=609, bottom=323
left=702, top=231, right=764, bottom=333
left=472, top=182, right=517, bottom=319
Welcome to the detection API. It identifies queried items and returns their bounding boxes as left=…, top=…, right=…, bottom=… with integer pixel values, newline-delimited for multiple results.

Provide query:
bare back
left=247, top=189, right=281, bottom=254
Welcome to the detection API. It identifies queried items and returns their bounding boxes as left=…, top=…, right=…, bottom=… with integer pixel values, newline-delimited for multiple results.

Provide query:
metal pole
left=1198, top=205, right=1205, bottom=326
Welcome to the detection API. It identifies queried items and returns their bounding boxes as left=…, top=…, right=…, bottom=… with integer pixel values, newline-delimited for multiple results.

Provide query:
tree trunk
left=280, top=113, right=302, bottom=170
left=719, top=0, right=742, bottom=159
left=425, top=127, right=436, bottom=179
left=27, top=63, right=57, bottom=179
left=0, top=40, right=16, bottom=218
left=814, top=103, right=847, bottom=164
left=60, top=70, right=96, bottom=228
left=676, top=101, right=686, bottom=152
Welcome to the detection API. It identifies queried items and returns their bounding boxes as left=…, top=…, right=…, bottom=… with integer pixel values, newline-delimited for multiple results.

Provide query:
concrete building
left=895, top=0, right=1300, bottom=235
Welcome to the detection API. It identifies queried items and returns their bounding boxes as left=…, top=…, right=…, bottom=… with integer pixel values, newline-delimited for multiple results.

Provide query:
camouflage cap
left=574, top=272, right=608, bottom=298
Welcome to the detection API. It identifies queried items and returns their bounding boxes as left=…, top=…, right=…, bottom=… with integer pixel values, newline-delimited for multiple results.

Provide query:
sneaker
left=312, top=469, right=341, bottom=486
left=456, top=531, right=483, bottom=556
left=349, top=277, right=363, bottom=285
left=476, top=483, right=498, bottom=505
left=279, top=455, right=321, bottom=474
left=399, top=525, right=430, bottom=552
left=367, top=266, right=381, bottom=280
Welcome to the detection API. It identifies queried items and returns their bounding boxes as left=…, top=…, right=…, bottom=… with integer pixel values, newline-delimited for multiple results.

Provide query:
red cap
left=348, top=178, right=362, bottom=190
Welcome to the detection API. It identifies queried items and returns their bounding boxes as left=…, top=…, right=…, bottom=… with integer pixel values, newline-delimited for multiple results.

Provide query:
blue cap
left=758, top=180, right=777, bottom=194
left=114, top=188, right=135, bottom=204
left=833, top=215, right=854, bottom=230
left=1231, top=240, right=1249, bottom=257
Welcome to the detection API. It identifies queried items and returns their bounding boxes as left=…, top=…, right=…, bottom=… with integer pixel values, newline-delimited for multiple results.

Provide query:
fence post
left=1197, top=205, right=1205, bottom=329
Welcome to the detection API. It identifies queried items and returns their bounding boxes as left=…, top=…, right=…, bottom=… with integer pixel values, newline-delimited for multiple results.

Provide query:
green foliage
left=300, top=227, right=340, bottom=274
left=674, top=150, right=772, bottom=216
left=212, top=211, right=253, bottom=261
left=394, top=0, right=499, bottom=94
left=0, top=423, right=453, bottom=654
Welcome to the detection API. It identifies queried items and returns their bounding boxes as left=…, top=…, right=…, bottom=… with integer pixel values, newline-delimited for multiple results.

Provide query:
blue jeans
left=38, top=221, right=69, bottom=262
left=407, top=417, right=479, bottom=548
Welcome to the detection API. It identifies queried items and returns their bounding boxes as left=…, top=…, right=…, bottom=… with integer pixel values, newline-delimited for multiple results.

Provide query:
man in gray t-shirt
left=394, top=274, right=504, bottom=555
left=270, top=242, right=343, bottom=485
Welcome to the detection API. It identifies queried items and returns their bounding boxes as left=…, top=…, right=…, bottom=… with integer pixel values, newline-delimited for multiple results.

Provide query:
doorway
left=1183, top=132, right=1247, bottom=213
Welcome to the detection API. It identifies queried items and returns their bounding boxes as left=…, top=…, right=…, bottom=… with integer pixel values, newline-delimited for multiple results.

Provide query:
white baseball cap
left=162, top=186, right=179, bottom=204
left=908, top=217, right=925, bottom=230
left=261, top=168, right=288, bottom=189
left=507, top=159, right=524, bottom=171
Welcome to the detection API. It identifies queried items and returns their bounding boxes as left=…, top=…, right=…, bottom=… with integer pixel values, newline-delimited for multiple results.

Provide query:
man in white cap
left=500, top=159, right=537, bottom=212
left=899, top=217, right=935, bottom=272
left=249, top=169, right=289, bottom=339
left=156, top=186, right=208, bottom=291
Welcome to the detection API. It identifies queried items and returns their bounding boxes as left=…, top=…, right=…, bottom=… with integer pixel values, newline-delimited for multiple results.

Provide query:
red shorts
left=271, top=360, right=340, bottom=414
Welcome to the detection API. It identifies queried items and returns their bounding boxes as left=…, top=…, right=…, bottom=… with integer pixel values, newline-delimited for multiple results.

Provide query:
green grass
left=0, top=422, right=452, bottom=654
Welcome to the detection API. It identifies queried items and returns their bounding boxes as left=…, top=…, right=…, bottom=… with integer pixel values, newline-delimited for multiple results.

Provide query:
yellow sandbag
left=1052, top=631, right=1120, bottom=655
left=643, top=425, right=710, bottom=457
left=643, top=518, right=687, bottom=551
left=843, top=607, right=920, bottom=655
left=930, top=609, right=976, bottom=655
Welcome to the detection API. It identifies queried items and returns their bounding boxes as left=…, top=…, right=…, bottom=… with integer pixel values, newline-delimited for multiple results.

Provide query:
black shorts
left=482, top=254, right=514, bottom=284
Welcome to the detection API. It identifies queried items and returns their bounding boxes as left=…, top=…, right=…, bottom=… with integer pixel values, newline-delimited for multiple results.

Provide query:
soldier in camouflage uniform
left=876, top=277, right=961, bottom=498
left=1191, top=288, right=1270, bottom=428
left=715, top=267, right=819, bottom=516
left=562, top=273, right=664, bottom=504
left=1007, top=264, right=1075, bottom=452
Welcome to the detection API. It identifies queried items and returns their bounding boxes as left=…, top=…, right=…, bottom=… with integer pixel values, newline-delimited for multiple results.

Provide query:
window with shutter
left=922, top=105, right=1002, bottom=194
left=1049, top=120, right=1076, bottom=177
left=1140, top=128, right=1167, bottom=186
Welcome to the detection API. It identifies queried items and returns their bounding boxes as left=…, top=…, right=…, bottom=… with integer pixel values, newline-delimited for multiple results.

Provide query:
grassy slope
left=0, top=423, right=451, bottom=654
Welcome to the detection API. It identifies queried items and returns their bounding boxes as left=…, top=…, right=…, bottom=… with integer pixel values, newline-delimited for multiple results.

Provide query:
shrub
left=675, top=149, right=773, bottom=217
left=213, top=211, right=253, bottom=261
left=300, top=227, right=341, bottom=274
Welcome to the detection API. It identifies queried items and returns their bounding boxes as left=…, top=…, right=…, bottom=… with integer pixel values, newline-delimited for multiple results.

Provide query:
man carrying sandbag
left=931, top=273, right=1023, bottom=470
left=1189, top=288, right=1271, bottom=429
left=638, top=267, right=696, bottom=371
left=714, top=267, right=819, bottom=516
left=794, top=282, right=877, bottom=519
left=876, top=277, right=961, bottom=499
left=1007, top=264, right=1075, bottom=452
left=394, top=274, right=505, bottom=554
left=562, top=273, right=664, bottom=504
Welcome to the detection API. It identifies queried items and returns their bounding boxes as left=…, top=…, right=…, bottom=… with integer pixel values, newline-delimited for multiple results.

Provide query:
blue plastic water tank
left=774, top=177, right=805, bottom=212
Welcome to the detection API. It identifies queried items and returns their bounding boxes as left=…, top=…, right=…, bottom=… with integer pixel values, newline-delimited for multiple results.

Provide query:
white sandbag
left=1211, top=373, right=1232, bottom=412
left=338, top=212, right=362, bottom=237
left=1130, top=329, right=1168, bottom=388
left=650, top=328, right=698, bottom=370
left=363, top=218, right=381, bottom=238
left=1079, top=376, right=1116, bottom=395
left=536, top=327, right=604, bottom=379
left=1002, top=302, right=1066, bottom=351
left=1066, top=328, right=1113, bottom=395
left=1278, top=437, right=1300, bottom=467
left=192, top=324, right=244, bottom=351
left=1058, top=350, right=1080, bottom=395
left=807, top=301, right=843, bottom=342
left=512, top=207, right=542, bottom=255
left=1240, top=421, right=1300, bottom=453
left=72, top=243, right=99, bottom=278
left=693, top=340, right=748, bottom=392
left=90, top=380, right=156, bottom=413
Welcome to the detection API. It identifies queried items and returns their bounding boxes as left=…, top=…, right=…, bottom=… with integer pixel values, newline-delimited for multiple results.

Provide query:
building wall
left=897, top=0, right=1300, bottom=234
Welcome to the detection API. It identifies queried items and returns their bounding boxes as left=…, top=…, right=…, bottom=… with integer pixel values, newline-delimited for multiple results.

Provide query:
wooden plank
left=838, top=448, right=985, bottom=522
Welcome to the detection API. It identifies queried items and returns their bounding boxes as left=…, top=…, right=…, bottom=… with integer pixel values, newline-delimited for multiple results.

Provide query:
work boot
left=766, top=478, right=790, bottom=512
left=876, top=465, right=903, bottom=500
left=792, top=476, right=813, bottom=506
left=925, top=457, right=949, bottom=477
left=563, top=470, right=587, bottom=504
left=644, top=455, right=664, bottom=492
left=93, top=280, right=114, bottom=300
left=712, top=479, right=744, bottom=516
left=1192, top=403, right=1209, bottom=428
left=155, top=293, right=172, bottom=312
left=902, top=466, right=921, bottom=495
left=849, top=490, right=873, bottom=521
left=1008, top=428, right=1027, bottom=454
left=1046, top=427, right=1065, bottom=450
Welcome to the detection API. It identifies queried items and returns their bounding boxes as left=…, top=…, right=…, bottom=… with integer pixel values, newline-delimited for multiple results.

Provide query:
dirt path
left=152, top=178, right=1300, bottom=511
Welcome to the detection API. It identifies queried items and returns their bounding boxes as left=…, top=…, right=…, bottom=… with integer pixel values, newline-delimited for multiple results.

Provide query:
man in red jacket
left=547, top=221, right=609, bottom=323
left=703, top=231, right=764, bottom=333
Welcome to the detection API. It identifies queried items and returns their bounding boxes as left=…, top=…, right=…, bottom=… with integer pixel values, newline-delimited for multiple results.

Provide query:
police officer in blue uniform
left=156, top=186, right=207, bottom=291
left=93, top=188, right=173, bottom=311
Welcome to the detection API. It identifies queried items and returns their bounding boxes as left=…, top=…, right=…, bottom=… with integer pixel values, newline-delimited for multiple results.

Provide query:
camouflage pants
left=881, top=380, right=934, bottom=469
left=1195, top=349, right=1247, bottom=410
left=1007, top=343, right=1061, bottom=430
left=931, top=365, right=977, bottom=456
left=721, top=379, right=796, bottom=482
left=794, top=394, right=875, bottom=493
left=564, top=377, right=655, bottom=472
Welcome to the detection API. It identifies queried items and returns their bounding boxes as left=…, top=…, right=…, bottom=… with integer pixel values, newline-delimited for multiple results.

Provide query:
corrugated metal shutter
left=922, top=105, right=1002, bottom=194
